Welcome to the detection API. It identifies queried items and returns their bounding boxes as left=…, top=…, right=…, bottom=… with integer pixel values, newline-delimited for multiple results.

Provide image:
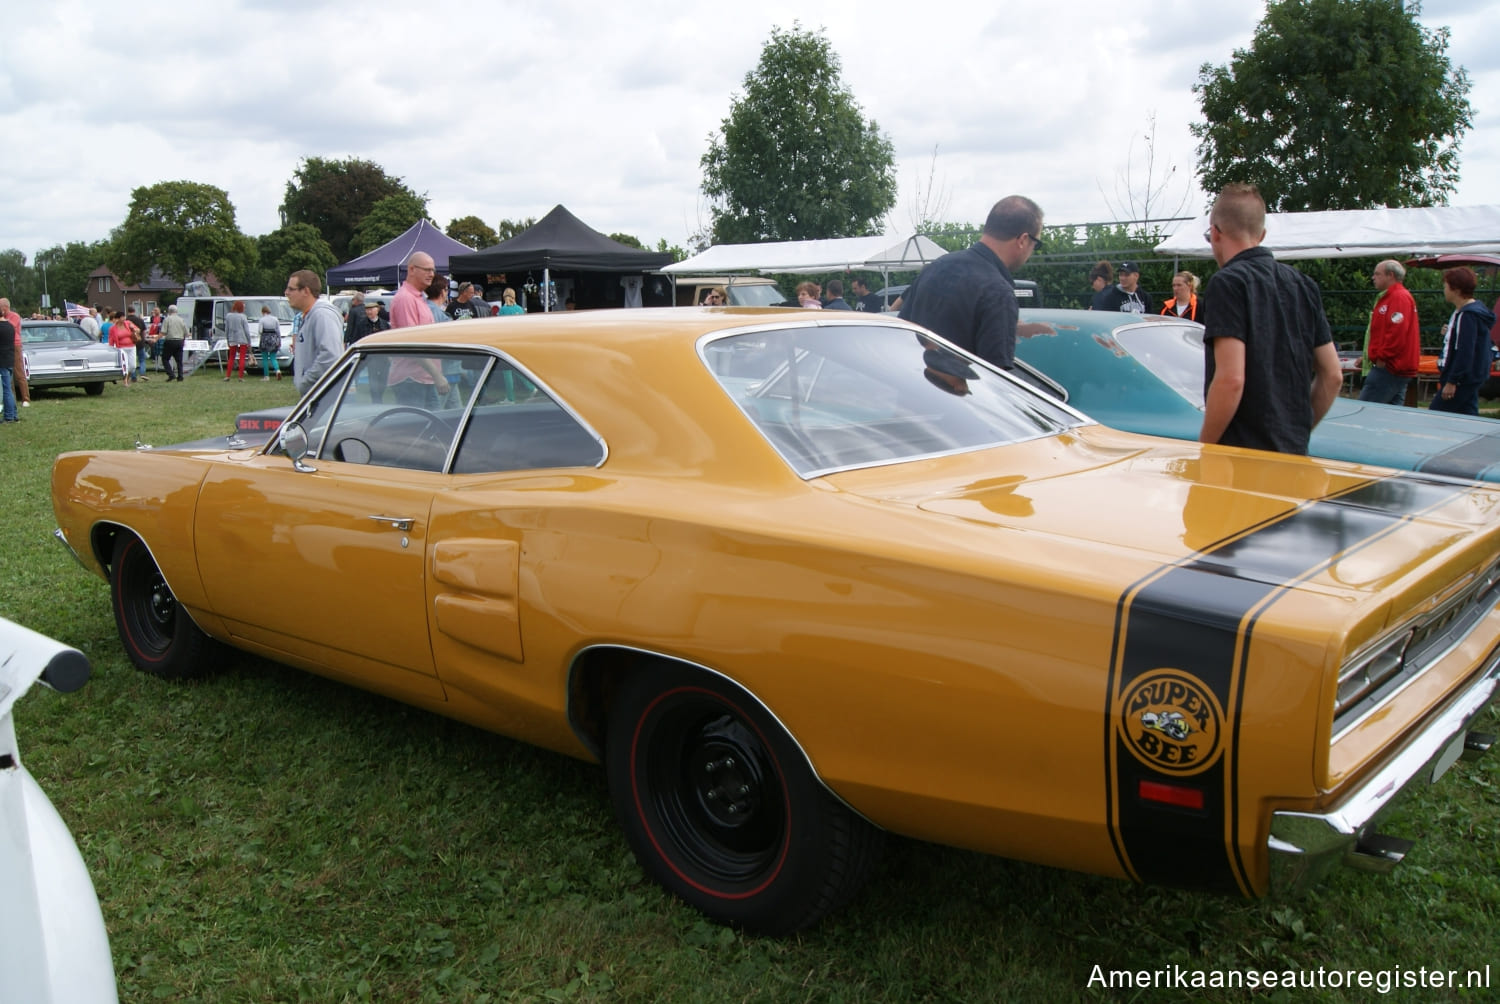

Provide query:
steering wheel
left=364, top=406, right=454, bottom=468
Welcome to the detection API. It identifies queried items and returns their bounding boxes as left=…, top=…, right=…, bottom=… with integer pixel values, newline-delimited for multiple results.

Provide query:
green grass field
left=5, top=371, right=1498, bottom=1003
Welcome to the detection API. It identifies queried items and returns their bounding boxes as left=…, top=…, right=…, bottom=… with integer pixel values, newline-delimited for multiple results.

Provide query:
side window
left=451, top=359, right=604, bottom=474
left=316, top=351, right=484, bottom=472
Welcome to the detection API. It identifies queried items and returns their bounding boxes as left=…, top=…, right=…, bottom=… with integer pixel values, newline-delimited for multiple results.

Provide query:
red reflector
left=1138, top=780, right=1204, bottom=809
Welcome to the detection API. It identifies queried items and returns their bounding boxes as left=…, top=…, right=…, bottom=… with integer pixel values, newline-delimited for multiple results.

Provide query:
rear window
left=703, top=322, right=1081, bottom=477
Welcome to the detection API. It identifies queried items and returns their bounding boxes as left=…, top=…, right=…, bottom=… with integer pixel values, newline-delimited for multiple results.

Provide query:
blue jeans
left=0, top=365, right=16, bottom=421
left=1357, top=365, right=1410, bottom=405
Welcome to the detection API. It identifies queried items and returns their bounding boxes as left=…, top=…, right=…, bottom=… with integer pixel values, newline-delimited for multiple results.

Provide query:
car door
left=192, top=353, right=484, bottom=703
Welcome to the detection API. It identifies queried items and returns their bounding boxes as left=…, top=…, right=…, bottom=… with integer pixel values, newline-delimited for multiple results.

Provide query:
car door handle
left=368, top=515, right=415, bottom=532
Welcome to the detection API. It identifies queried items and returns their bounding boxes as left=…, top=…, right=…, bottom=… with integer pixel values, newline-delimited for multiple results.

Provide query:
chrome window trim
left=269, top=343, right=610, bottom=473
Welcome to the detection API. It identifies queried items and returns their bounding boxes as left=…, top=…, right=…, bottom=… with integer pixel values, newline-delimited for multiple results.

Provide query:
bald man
left=391, top=252, right=436, bottom=330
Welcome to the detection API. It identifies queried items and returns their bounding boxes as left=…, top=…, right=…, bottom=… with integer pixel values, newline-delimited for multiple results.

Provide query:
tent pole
left=544, top=267, right=551, bottom=313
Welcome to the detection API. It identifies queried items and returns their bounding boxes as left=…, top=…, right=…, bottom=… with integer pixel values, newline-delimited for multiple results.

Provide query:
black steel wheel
left=110, top=534, right=212, bottom=679
left=605, top=664, right=881, bottom=933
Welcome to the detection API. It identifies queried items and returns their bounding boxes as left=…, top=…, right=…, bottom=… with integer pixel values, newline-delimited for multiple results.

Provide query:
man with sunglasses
left=899, top=195, right=1054, bottom=369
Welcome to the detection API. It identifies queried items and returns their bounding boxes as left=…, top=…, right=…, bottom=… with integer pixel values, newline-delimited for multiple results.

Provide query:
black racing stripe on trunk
left=1413, top=428, right=1500, bottom=481
left=1104, top=473, right=1469, bottom=895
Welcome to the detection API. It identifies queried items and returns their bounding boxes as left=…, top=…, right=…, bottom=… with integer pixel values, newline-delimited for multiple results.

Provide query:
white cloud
left=1, top=0, right=1494, bottom=263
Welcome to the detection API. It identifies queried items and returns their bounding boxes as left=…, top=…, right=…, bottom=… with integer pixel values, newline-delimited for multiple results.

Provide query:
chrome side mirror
left=280, top=422, right=316, bottom=473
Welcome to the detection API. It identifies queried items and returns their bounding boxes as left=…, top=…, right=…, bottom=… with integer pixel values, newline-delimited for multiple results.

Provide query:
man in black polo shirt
left=899, top=195, right=1054, bottom=369
left=1199, top=183, right=1343, bottom=454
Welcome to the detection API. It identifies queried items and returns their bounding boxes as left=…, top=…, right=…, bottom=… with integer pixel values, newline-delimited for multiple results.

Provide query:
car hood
left=822, top=425, right=1500, bottom=605
left=1314, top=397, right=1500, bottom=482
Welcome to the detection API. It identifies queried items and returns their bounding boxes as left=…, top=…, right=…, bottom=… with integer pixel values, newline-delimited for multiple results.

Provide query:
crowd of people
left=7, top=202, right=1500, bottom=444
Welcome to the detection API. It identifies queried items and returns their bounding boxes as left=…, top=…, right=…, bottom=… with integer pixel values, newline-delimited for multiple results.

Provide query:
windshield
left=726, top=284, right=786, bottom=307
left=703, top=322, right=1082, bottom=477
left=1113, top=323, right=1207, bottom=409
left=239, top=298, right=296, bottom=323
left=22, top=324, right=93, bottom=345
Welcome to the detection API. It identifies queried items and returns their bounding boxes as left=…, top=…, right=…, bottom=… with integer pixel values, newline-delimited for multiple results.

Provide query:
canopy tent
left=448, top=205, right=674, bottom=311
left=449, top=205, right=674, bottom=273
left=662, top=234, right=950, bottom=275
left=326, top=219, right=478, bottom=288
left=1154, top=205, right=1500, bottom=260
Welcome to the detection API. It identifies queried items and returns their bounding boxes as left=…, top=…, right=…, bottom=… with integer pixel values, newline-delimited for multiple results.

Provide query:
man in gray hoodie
left=285, top=270, right=344, bottom=394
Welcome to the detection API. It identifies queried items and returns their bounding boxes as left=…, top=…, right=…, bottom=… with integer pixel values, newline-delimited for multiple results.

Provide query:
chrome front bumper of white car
left=1267, top=648, right=1500, bottom=894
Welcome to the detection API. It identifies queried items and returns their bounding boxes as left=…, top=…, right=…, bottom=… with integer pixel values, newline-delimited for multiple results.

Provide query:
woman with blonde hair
left=1161, top=271, right=1199, bottom=321
left=499, top=287, right=525, bottom=316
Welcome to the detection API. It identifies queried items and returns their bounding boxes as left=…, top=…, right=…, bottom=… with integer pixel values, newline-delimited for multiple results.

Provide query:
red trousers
left=226, top=344, right=249, bottom=377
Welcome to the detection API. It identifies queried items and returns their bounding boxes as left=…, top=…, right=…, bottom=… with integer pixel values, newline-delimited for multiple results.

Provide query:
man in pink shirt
left=387, top=251, right=450, bottom=406
left=1, top=298, right=26, bottom=408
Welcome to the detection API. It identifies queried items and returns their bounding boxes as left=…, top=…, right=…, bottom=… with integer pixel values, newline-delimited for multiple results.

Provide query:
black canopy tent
left=448, top=205, right=674, bottom=311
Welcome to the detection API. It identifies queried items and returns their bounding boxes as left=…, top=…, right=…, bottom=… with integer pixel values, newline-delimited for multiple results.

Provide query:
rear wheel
left=84, top=382, right=105, bottom=396
left=605, top=664, right=881, bottom=933
left=110, top=534, right=213, bottom=678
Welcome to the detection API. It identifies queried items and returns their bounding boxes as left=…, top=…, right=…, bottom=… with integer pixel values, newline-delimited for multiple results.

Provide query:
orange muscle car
left=52, top=308, right=1500, bottom=932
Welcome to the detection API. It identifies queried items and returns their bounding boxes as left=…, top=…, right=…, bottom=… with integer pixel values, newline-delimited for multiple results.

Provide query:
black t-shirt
left=0, top=319, right=14, bottom=369
left=1201, top=246, right=1333, bottom=455
left=448, top=300, right=482, bottom=321
left=854, top=292, right=885, bottom=313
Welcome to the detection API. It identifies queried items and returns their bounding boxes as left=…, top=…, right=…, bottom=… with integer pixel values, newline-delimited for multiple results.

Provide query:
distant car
left=0, top=616, right=117, bottom=1002
left=1012, top=308, right=1500, bottom=483
left=51, top=308, right=1500, bottom=933
left=20, top=319, right=122, bottom=396
left=331, top=292, right=395, bottom=319
left=667, top=276, right=785, bottom=307
left=878, top=278, right=1042, bottom=310
left=174, top=295, right=297, bottom=372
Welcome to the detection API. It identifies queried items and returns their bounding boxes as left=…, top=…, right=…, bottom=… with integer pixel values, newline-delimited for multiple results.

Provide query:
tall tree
left=495, top=217, right=538, bottom=242
left=607, top=232, right=645, bottom=249
left=35, top=240, right=113, bottom=306
left=113, top=181, right=257, bottom=287
left=701, top=24, right=897, bottom=243
left=280, top=157, right=419, bottom=261
left=447, top=215, right=498, bottom=249
left=0, top=249, right=40, bottom=313
left=243, top=224, right=339, bottom=293
left=349, top=193, right=430, bottom=257
left=1193, top=0, right=1472, bottom=211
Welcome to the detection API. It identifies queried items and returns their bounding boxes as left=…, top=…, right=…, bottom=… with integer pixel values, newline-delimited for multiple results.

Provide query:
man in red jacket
left=1359, top=259, right=1421, bottom=405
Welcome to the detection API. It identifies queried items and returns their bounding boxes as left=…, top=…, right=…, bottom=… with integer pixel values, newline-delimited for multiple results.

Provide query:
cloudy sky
left=3, top=0, right=1496, bottom=258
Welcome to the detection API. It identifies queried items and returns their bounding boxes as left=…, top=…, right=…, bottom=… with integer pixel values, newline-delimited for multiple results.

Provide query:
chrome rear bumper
left=1268, top=648, right=1500, bottom=893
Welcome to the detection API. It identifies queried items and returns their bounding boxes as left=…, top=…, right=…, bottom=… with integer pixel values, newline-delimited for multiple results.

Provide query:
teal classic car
left=1012, top=309, right=1500, bottom=482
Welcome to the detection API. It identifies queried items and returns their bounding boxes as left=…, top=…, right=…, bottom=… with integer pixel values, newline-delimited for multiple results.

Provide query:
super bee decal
left=1122, top=671, right=1224, bottom=773
left=1104, top=473, right=1471, bottom=896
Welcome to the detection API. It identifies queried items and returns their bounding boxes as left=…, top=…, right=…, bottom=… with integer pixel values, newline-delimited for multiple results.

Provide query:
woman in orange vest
left=1161, top=271, right=1199, bottom=321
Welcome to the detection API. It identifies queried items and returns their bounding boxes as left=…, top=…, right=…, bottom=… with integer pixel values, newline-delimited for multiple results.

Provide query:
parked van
left=669, top=276, right=785, bottom=307
left=173, top=295, right=297, bottom=371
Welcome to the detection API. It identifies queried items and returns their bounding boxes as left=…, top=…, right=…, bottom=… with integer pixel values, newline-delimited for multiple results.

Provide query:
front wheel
left=110, top=534, right=213, bottom=678
left=605, top=664, right=881, bottom=934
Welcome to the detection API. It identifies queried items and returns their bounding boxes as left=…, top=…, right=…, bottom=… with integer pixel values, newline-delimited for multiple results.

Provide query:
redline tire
left=605, top=664, right=881, bottom=934
left=110, top=534, right=212, bottom=679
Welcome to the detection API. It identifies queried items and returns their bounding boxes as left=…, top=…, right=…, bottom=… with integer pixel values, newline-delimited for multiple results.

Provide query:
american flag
left=65, top=300, right=88, bottom=319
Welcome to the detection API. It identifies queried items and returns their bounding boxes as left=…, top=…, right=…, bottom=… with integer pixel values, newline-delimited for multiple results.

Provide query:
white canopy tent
left=1155, top=204, right=1500, bottom=260
left=662, top=234, right=950, bottom=275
